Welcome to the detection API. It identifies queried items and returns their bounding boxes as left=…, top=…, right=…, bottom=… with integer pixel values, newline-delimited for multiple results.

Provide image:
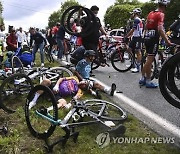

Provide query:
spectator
left=29, top=27, right=47, bottom=67
left=6, top=28, right=17, bottom=52
left=81, top=5, right=107, bottom=52
left=56, top=24, right=66, bottom=61
left=16, top=27, right=27, bottom=47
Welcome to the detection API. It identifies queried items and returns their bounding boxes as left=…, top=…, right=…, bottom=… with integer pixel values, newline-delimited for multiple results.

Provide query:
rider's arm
left=125, top=29, right=134, bottom=38
left=100, top=26, right=107, bottom=36
left=74, top=71, right=83, bottom=81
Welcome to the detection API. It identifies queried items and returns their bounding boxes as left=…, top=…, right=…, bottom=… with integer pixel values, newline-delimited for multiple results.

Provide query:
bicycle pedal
left=38, top=106, right=48, bottom=115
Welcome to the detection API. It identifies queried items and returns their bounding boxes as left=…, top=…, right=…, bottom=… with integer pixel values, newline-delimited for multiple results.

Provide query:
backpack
left=59, top=79, right=79, bottom=97
left=19, top=51, right=33, bottom=66
left=70, top=46, right=86, bottom=65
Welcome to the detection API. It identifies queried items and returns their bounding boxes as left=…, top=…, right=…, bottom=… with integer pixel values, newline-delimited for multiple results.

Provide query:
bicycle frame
left=35, top=100, right=114, bottom=129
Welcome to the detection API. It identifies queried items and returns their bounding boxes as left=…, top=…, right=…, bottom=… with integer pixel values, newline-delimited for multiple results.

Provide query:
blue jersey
left=76, top=59, right=91, bottom=79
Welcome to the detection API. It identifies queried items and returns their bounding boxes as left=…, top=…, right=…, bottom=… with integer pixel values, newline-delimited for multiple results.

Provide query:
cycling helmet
left=133, top=8, right=142, bottom=14
left=84, top=50, right=96, bottom=57
left=158, top=0, right=168, bottom=6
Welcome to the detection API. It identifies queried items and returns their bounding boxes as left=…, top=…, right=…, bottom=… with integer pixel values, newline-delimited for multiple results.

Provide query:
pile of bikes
left=0, top=5, right=179, bottom=152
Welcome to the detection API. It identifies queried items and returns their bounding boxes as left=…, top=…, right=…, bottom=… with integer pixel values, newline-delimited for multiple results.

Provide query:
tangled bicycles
left=24, top=85, right=127, bottom=152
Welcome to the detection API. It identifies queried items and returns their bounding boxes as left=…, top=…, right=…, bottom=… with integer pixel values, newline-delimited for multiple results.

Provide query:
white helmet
left=133, top=8, right=142, bottom=14
left=158, top=0, right=169, bottom=6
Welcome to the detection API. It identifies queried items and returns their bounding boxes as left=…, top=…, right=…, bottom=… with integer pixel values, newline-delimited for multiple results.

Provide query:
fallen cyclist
left=75, top=49, right=116, bottom=96
left=29, top=74, right=116, bottom=110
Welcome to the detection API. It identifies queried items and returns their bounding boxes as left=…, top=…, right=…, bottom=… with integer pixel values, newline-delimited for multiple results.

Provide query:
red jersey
left=146, top=10, right=164, bottom=30
left=51, top=26, right=59, bottom=35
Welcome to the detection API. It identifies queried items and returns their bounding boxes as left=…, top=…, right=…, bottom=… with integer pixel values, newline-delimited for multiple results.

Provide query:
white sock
left=32, top=92, right=40, bottom=102
left=91, top=90, right=96, bottom=96
left=104, top=87, right=111, bottom=93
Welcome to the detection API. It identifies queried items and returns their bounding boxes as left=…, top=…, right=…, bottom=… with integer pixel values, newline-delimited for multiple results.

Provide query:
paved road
left=60, top=57, right=180, bottom=146
left=91, top=64, right=180, bottom=146
left=93, top=65, right=180, bottom=125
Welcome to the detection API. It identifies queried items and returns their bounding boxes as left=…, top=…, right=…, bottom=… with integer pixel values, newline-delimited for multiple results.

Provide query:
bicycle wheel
left=0, top=73, right=33, bottom=113
left=159, top=53, right=180, bottom=109
left=25, top=85, right=58, bottom=139
left=111, top=49, right=133, bottom=72
left=44, top=46, right=54, bottom=63
left=84, top=99, right=127, bottom=121
left=48, top=67, right=73, bottom=82
left=11, top=56, right=24, bottom=74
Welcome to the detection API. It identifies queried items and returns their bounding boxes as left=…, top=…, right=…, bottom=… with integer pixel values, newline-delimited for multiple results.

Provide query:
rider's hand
left=53, top=85, right=59, bottom=93
left=167, top=40, right=174, bottom=46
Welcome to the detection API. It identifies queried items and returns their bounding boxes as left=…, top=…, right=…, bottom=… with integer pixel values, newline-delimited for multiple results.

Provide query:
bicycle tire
left=44, top=46, right=52, bottom=63
left=111, top=49, right=133, bottom=72
left=84, top=99, right=127, bottom=121
left=0, top=73, right=33, bottom=113
left=11, top=56, right=25, bottom=74
left=159, top=52, right=180, bottom=109
left=25, top=85, right=58, bottom=139
left=61, top=6, right=96, bottom=37
left=49, top=67, right=73, bottom=82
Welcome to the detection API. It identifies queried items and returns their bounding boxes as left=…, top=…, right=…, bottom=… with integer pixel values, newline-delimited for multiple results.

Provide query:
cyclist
left=75, top=50, right=116, bottom=96
left=139, top=0, right=173, bottom=88
left=169, top=14, right=180, bottom=45
left=125, top=8, right=143, bottom=73
left=28, top=76, right=84, bottom=109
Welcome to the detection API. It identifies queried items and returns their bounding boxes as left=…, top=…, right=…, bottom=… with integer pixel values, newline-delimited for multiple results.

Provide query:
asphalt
left=57, top=56, right=180, bottom=147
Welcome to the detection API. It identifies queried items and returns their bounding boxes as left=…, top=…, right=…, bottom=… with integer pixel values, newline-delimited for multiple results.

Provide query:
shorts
left=129, top=37, right=142, bottom=51
left=49, top=83, right=62, bottom=102
left=144, top=37, right=159, bottom=56
left=82, top=79, right=95, bottom=90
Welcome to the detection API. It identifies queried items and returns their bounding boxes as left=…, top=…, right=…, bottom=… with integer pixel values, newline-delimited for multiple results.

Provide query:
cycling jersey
left=59, top=76, right=83, bottom=97
left=146, top=10, right=164, bottom=30
left=76, top=59, right=91, bottom=79
left=133, top=17, right=143, bottom=37
left=144, top=9, right=164, bottom=56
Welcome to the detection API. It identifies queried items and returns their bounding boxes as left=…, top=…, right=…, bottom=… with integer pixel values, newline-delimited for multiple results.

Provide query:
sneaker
left=110, top=83, right=116, bottom=96
left=29, top=100, right=37, bottom=110
left=146, top=82, right=159, bottom=88
left=41, top=63, right=44, bottom=67
left=131, top=68, right=139, bottom=73
left=139, top=78, right=146, bottom=86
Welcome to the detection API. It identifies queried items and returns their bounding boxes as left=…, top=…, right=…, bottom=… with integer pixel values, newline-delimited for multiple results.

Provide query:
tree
left=104, top=4, right=136, bottom=29
left=48, top=0, right=79, bottom=28
left=165, top=0, right=180, bottom=28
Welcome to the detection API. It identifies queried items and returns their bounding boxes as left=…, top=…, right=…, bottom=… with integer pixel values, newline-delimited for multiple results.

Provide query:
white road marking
left=92, top=77, right=180, bottom=138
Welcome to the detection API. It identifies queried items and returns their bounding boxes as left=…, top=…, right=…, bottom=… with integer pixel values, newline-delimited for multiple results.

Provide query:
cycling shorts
left=129, top=37, right=142, bottom=51
left=144, top=37, right=159, bottom=56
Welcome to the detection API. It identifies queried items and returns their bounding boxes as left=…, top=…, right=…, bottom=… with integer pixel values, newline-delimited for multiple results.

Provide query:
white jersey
left=133, top=17, right=143, bottom=37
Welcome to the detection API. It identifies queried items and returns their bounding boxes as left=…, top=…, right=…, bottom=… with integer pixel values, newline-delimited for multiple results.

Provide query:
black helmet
left=84, top=50, right=96, bottom=57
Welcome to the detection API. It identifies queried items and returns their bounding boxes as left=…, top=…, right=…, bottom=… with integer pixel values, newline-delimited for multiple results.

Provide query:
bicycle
left=0, top=73, right=33, bottom=113
left=159, top=47, right=180, bottom=109
left=0, top=66, right=73, bottom=113
left=25, top=85, right=127, bottom=152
